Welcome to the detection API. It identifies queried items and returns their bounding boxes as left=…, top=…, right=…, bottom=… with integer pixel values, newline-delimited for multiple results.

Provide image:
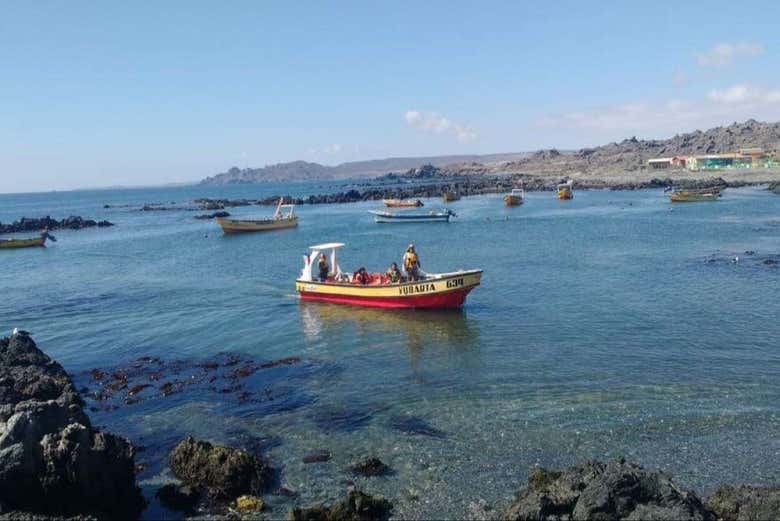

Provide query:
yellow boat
left=557, top=180, right=574, bottom=200
left=216, top=199, right=298, bottom=234
left=296, top=243, right=482, bottom=309
left=383, top=199, right=424, bottom=208
left=0, top=232, right=55, bottom=249
left=668, top=187, right=723, bottom=203
left=503, top=188, right=525, bottom=206
left=442, top=191, right=460, bottom=202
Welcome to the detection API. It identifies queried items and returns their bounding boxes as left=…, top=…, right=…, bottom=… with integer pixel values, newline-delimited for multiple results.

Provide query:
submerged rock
left=0, top=332, right=144, bottom=519
left=287, top=489, right=392, bottom=521
left=503, top=459, right=708, bottom=521
left=706, top=485, right=780, bottom=520
left=235, top=494, right=266, bottom=513
left=347, top=457, right=391, bottom=477
left=169, top=436, right=273, bottom=499
left=155, top=483, right=201, bottom=513
left=303, top=449, right=332, bottom=464
left=312, top=405, right=372, bottom=433
left=389, top=414, right=446, bottom=438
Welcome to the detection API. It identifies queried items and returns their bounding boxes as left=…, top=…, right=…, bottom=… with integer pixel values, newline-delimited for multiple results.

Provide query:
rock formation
left=0, top=332, right=144, bottom=519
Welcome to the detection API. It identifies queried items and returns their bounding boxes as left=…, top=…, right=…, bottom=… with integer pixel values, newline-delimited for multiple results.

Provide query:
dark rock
left=764, top=259, right=778, bottom=265
left=287, top=489, right=392, bottom=521
left=0, top=216, right=114, bottom=234
left=194, top=211, right=230, bottom=220
left=155, top=483, right=201, bottom=513
left=706, top=485, right=780, bottom=521
left=303, top=450, right=332, bottom=464
left=312, top=405, right=372, bottom=433
left=768, top=182, right=780, bottom=195
left=503, top=460, right=708, bottom=521
left=389, top=415, right=446, bottom=438
left=0, top=332, right=144, bottom=519
left=168, top=436, right=273, bottom=499
left=347, top=457, right=391, bottom=477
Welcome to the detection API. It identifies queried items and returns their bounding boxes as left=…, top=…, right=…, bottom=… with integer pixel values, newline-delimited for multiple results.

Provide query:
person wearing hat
left=402, top=244, right=421, bottom=281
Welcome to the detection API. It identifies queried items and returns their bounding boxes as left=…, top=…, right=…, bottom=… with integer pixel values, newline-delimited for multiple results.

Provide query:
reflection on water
left=298, top=302, right=480, bottom=367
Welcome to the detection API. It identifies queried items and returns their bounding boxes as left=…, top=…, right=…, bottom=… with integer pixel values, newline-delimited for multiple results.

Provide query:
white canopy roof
left=309, top=242, right=345, bottom=250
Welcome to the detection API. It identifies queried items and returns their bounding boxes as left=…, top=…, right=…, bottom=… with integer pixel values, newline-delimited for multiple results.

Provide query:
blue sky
left=2, top=1, right=780, bottom=192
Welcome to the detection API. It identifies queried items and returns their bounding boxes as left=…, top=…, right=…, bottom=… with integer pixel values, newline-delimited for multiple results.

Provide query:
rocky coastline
left=0, top=216, right=114, bottom=234
left=3, top=333, right=779, bottom=520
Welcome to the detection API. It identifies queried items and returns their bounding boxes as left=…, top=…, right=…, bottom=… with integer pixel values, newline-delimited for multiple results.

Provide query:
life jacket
left=387, top=269, right=400, bottom=282
left=404, top=252, right=418, bottom=270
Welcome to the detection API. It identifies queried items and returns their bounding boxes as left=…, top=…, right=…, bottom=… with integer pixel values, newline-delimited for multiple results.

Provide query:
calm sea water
left=1, top=183, right=779, bottom=519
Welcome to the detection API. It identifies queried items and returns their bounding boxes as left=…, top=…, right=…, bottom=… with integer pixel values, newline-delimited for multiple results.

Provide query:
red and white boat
left=295, top=243, right=482, bottom=309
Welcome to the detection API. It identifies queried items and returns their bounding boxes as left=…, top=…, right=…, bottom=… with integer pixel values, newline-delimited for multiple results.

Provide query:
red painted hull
left=298, top=287, right=475, bottom=309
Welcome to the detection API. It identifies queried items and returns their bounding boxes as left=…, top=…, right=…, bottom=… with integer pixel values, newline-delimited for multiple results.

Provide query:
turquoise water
left=2, top=184, right=779, bottom=519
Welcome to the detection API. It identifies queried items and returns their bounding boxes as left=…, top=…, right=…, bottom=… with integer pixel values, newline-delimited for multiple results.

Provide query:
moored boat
left=383, top=199, right=424, bottom=208
left=0, top=232, right=56, bottom=250
left=216, top=198, right=297, bottom=233
left=667, top=186, right=724, bottom=203
left=442, top=191, right=461, bottom=202
left=557, top=180, right=574, bottom=200
left=370, top=209, right=455, bottom=223
left=295, top=243, right=482, bottom=309
left=503, top=187, right=525, bottom=206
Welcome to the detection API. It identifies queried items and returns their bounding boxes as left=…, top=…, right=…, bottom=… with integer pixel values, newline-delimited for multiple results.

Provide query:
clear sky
left=2, top=1, right=780, bottom=193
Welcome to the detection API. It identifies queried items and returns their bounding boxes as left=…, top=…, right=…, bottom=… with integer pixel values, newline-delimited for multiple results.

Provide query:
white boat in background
left=370, top=209, right=456, bottom=223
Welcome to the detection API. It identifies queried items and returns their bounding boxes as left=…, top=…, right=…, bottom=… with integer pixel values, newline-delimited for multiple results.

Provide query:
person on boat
left=353, top=267, right=371, bottom=285
left=386, top=262, right=401, bottom=284
left=317, top=253, right=330, bottom=281
left=403, top=244, right=421, bottom=281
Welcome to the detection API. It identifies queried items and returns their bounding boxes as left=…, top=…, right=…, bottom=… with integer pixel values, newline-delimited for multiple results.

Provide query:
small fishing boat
left=216, top=198, right=297, bottom=234
left=667, top=187, right=724, bottom=203
left=0, top=232, right=56, bottom=250
left=557, top=180, right=574, bottom=200
left=370, top=209, right=455, bottom=223
left=503, top=188, right=525, bottom=206
left=296, top=243, right=482, bottom=308
left=383, top=199, right=424, bottom=208
left=442, top=191, right=461, bottom=202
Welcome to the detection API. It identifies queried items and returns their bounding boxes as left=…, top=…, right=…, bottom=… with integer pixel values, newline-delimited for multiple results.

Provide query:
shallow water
left=2, top=183, right=779, bottom=519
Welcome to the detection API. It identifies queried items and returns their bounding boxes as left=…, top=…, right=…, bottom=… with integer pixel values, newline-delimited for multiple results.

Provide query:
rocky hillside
left=200, top=153, right=528, bottom=185
left=201, top=120, right=780, bottom=185
left=498, top=119, right=780, bottom=176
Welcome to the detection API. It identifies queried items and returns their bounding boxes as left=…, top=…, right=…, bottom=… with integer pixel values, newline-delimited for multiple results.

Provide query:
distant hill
left=201, top=119, right=780, bottom=185
left=200, top=153, right=529, bottom=185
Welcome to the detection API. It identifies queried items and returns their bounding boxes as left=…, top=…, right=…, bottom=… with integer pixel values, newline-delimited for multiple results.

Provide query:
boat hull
left=216, top=216, right=298, bottom=233
left=504, top=195, right=523, bottom=206
left=373, top=213, right=451, bottom=223
left=0, top=237, right=45, bottom=249
left=296, top=270, right=482, bottom=309
left=669, top=190, right=721, bottom=202
left=383, top=199, right=423, bottom=208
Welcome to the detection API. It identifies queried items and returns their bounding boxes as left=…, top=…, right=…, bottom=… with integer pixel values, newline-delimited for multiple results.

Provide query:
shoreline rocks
left=169, top=436, right=274, bottom=500
left=287, top=489, right=393, bottom=521
left=504, top=459, right=707, bottom=520
left=502, top=459, right=780, bottom=521
left=0, top=332, right=144, bottom=519
left=0, top=216, right=114, bottom=234
left=194, top=211, right=231, bottom=220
